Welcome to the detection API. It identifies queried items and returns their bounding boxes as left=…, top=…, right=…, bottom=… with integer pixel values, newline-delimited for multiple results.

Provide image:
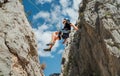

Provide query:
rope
left=56, top=25, right=61, bottom=31
left=28, top=0, right=60, bottom=31
left=28, top=0, right=41, bottom=12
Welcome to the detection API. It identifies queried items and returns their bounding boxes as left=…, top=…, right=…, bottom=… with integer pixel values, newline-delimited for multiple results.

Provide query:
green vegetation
left=63, top=64, right=69, bottom=76
left=92, top=72, right=100, bottom=76
left=41, top=63, right=46, bottom=70
left=116, top=3, right=120, bottom=9
left=105, top=11, right=112, bottom=17
left=19, top=0, right=22, bottom=3
left=80, top=13, right=84, bottom=18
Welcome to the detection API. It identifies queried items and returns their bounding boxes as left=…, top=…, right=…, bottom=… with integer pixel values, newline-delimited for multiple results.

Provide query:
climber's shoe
left=46, top=42, right=54, bottom=46
left=44, top=48, right=51, bottom=51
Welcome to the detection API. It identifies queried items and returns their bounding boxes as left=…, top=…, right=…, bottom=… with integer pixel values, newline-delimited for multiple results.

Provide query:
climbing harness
left=61, top=29, right=71, bottom=33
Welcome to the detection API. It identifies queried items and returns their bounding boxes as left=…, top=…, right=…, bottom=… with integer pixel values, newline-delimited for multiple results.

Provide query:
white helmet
left=64, top=18, right=70, bottom=23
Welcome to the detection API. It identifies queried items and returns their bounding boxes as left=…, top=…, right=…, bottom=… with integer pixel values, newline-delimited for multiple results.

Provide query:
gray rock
left=60, top=0, right=120, bottom=76
left=0, top=0, right=43, bottom=76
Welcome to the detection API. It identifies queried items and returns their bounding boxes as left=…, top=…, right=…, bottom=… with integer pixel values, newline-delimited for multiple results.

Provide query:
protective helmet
left=64, top=18, right=70, bottom=23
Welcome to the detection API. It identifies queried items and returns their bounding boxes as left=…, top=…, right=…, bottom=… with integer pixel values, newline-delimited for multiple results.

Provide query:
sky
left=23, top=0, right=81, bottom=76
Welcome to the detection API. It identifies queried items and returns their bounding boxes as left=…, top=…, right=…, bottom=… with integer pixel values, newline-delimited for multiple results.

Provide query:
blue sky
left=23, top=0, right=81, bottom=76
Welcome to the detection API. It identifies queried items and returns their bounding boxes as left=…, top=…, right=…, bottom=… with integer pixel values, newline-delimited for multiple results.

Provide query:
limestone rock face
left=0, top=0, right=43, bottom=76
left=61, top=0, right=120, bottom=76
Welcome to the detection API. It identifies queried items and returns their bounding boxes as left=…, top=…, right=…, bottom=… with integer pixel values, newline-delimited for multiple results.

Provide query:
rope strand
left=28, top=0, right=41, bottom=12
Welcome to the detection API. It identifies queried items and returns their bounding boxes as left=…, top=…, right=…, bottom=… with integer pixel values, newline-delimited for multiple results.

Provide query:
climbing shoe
left=44, top=48, right=51, bottom=51
left=46, top=42, right=54, bottom=46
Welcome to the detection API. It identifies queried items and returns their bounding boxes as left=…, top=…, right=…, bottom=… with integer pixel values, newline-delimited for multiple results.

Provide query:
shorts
left=58, top=31, right=69, bottom=40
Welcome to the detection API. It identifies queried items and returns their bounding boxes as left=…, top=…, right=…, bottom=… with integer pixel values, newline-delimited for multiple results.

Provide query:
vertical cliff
left=61, top=0, right=120, bottom=76
left=0, top=0, right=43, bottom=76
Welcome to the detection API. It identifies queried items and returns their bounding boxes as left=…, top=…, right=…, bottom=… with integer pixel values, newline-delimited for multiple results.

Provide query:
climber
left=44, top=18, right=78, bottom=51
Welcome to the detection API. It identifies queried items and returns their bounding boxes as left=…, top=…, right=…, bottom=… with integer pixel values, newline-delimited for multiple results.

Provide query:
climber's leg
left=44, top=31, right=59, bottom=51
left=62, top=39, right=67, bottom=44
left=62, top=33, right=69, bottom=44
left=49, top=32, right=59, bottom=48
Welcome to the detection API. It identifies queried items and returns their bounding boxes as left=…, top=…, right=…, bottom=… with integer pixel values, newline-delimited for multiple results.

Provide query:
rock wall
left=61, top=0, right=120, bottom=76
left=0, top=0, right=43, bottom=76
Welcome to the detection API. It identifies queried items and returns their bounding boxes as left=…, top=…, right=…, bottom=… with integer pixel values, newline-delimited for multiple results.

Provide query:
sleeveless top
left=63, top=22, right=71, bottom=31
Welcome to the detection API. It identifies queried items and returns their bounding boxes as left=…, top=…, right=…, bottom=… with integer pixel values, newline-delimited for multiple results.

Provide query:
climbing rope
left=28, top=0, right=41, bottom=12
left=28, top=0, right=61, bottom=31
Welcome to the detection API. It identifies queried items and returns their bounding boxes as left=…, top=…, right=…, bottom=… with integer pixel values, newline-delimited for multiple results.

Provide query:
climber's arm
left=70, top=23, right=78, bottom=31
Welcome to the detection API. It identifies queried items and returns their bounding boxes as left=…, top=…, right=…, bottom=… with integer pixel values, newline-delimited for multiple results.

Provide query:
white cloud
left=36, top=0, right=52, bottom=4
left=60, top=0, right=81, bottom=24
left=33, top=11, right=50, bottom=20
left=33, top=0, right=82, bottom=23
left=62, top=8, right=78, bottom=23
left=38, top=51, right=54, bottom=58
left=59, top=0, right=71, bottom=8
left=73, top=0, right=81, bottom=10
left=50, top=5, right=63, bottom=26
left=38, top=23, right=49, bottom=31
left=57, top=49, right=64, bottom=54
